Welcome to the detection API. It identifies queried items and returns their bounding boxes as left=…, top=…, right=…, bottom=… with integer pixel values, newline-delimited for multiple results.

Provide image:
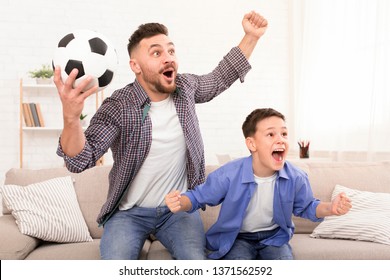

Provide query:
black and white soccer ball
left=53, top=29, right=118, bottom=92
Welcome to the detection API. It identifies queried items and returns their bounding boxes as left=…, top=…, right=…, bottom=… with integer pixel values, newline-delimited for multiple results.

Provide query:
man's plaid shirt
left=57, top=47, right=251, bottom=225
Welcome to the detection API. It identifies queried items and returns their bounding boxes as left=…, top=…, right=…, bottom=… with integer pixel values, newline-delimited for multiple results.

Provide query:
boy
left=165, top=108, right=351, bottom=259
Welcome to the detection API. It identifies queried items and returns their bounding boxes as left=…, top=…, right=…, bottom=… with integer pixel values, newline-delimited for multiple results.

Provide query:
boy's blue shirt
left=184, top=155, right=323, bottom=259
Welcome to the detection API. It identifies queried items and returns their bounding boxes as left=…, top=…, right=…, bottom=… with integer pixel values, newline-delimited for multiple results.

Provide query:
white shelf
left=21, top=83, right=56, bottom=90
left=19, top=78, right=103, bottom=168
left=22, top=127, right=88, bottom=131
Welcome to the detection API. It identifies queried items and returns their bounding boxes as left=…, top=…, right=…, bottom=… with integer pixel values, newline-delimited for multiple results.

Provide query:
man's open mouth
left=163, top=70, right=173, bottom=78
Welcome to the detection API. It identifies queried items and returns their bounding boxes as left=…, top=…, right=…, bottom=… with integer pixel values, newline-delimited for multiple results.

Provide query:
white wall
left=0, top=0, right=291, bottom=190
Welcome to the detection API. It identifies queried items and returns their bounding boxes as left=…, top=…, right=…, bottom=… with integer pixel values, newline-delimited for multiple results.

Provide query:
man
left=54, top=11, right=268, bottom=259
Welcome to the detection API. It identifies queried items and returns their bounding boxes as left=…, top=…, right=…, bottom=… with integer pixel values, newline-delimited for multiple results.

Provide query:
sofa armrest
left=0, top=215, right=41, bottom=259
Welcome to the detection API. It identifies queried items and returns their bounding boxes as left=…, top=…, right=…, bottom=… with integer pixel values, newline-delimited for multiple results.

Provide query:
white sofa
left=1, top=160, right=389, bottom=259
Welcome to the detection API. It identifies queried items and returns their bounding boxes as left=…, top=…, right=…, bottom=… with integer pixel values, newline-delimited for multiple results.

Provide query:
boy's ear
left=245, top=137, right=256, bottom=152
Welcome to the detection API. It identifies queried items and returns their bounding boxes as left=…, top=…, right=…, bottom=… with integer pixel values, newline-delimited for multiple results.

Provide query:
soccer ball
left=53, top=29, right=118, bottom=92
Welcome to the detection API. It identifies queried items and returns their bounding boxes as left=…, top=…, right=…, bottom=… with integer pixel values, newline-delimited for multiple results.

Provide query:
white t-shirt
left=119, top=96, right=187, bottom=209
left=240, top=173, right=278, bottom=233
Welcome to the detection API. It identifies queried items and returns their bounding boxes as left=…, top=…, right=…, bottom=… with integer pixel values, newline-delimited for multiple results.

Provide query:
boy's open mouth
left=272, top=148, right=285, bottom=162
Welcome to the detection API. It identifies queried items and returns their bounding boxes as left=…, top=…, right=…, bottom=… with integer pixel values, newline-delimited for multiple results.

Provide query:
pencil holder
left=299, top=146, right=309, bottom=158
left=298, top=140, right=310, bottom=159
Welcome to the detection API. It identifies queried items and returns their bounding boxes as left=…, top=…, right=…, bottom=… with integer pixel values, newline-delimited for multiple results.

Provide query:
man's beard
left=155, top=80, right=177, bottom=94
left=143, top=63, right=177, bottom=94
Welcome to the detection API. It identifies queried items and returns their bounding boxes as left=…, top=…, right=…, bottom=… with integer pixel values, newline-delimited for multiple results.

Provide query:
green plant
left=80, top=113, right=88, bottom=121
left=29, top=64, right=54, bottom=79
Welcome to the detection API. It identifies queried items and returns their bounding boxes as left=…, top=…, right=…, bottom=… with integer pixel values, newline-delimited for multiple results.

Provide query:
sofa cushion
left=0, top=215, right=41, bottom=260
left=1, top=176, right=92, bottom=243
left=147, top=241, right=173, bottom=260
left=290, top=160, right=390, bottom=233
left=4, top=166, right=111, bottom=239
left=290, top=234, right=390, bottom=260
left=292, top=161, right=390, bottom=201
left=199, top=205, right=220, bottom=232
left=292, top=216, right=320, bottom=234
left=24, top=239, right=151, bottom=260
left=25, top=240, right=101, bottom=260
left=3, top=167, right=73, bottom=215
left=310, top=184, right=390, bottom=245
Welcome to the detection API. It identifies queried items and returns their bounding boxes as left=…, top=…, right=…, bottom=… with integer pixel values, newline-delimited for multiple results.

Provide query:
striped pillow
left=310, top=184, right=390, bottom=245
left=0, top=176, right=92, bottom=243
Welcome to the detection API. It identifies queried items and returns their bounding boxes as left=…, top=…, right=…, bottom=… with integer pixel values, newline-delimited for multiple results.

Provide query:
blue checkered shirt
left=57, top=47, right=251, bottom=225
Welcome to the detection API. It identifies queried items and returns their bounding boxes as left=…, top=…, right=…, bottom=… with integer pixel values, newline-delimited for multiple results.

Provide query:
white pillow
left=310, top=184, right=390, bottom=245
left=0, top=176, right=92, bottom=243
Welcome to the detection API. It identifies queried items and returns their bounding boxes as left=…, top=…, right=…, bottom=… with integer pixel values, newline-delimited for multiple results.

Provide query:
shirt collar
left=242, top=155, right=255, bottom=183
left=133, top=79, right=150, bottom=109
left=277, top=163, right=290, bottom=180
left=241, top=155, right=290, bottom=183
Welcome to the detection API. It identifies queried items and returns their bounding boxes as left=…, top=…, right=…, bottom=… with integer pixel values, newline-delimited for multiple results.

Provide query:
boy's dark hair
left=127, top=23, right=169, bottom=57
left=242, top=108, right=285, bottom=138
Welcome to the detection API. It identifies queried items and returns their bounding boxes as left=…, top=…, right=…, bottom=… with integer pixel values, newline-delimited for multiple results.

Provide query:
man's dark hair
left=242, top=108, right=286, bottom=138
left=127, top=23, right=169, bottom=57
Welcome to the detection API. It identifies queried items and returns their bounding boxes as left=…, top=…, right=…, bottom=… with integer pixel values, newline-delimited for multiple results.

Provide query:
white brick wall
left=0, top=0, right=291, bottom=197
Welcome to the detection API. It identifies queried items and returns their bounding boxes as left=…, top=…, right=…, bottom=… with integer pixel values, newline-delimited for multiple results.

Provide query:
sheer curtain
left=291, top=0, right=390, bottom=161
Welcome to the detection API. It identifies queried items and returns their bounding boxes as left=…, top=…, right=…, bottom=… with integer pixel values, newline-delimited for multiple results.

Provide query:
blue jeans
left=222, top=228, right=293, bottom=260
left=100, top=206, right=206, bottom=260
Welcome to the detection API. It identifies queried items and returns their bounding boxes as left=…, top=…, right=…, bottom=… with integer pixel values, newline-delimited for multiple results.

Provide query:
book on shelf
left=22, top=103, right=45, bottom=127
left=22, top=103, right=33, bottom=127
left=27, top=104, right=34, bottom=126
left=29, top=103, right=40, bottom=127
left=35, top=103, right=45, bottom=127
